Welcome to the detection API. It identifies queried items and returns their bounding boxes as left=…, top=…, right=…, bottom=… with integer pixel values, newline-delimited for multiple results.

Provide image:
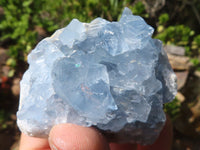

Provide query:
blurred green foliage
left=0, top=0, right=137, bottom=69
left=155, top=10, right=200, bottom=68
left=164, top=98, right=181, bottom=121
left=156, top=24, right=194, bottom=47
left=129, top=1, right=148, bottom=17
left=0, top=110, right=9, bottom=129
left=0, top=0, right=199, bottom=69
left=158, top=13, right=169, bottom=25
left=192, top=35, right=200, bottom=53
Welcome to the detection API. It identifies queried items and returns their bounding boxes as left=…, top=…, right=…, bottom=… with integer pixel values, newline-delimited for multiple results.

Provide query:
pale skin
left=19, top=115, right=172, bottom=150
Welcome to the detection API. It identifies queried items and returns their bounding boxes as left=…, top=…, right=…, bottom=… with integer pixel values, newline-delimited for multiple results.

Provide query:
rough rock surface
left=175, top=71, right=189, bottom=90
left=167, top=54, right=192, bottom=70
left=17, top=8, right=177, bottom=145
left=164, top=45, right=185, bottom=56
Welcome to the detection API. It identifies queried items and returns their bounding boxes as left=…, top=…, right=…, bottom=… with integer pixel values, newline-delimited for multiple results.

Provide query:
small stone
left=10, top=114, right=17, bottom=121
left=164, top=45, right=185, bottom=56
left=176, top=92, right=185, bottom=102
left=13, top=78, right=20, bottom=85
left=194, top=70, right=200, bottom=78
left=1, top=66, right=10, bottom=77
left=167, top=53, right=192, bottom=70
left=11, top=78, right=20, bottom=96
left=189, top=97, right=200, bottom=122
left=17, top=7, right=177, bottom=145
left=175, top=71, right=189, bottom=90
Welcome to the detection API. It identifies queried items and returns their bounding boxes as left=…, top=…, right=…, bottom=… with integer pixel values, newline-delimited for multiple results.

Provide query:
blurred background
left=0, top=0, right=200, bottom=149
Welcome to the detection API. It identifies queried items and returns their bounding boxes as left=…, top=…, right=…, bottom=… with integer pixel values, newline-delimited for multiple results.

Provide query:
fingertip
left=19, top=133, right=50, bottom=150
left=49, top=123, right=110, bottom=150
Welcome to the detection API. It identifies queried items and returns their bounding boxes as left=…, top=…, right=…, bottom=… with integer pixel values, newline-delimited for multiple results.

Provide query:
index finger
left=19, top=133, right=50, bottom=150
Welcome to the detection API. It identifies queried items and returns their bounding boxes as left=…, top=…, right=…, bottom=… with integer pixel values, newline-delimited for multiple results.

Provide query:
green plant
left=0, top=0, right=40, bottom=70
left=0, top=110, right=9, bottom=129
left=0, top=1, right=91, bottom=68
left=158, top=13, right=169, bottom=25
left=1, top=0, right=199, bottom=76
left=190, top=58, right=199, bottom=66
left=155, top=13, right=200, bottom=58
left=129, top=1, right=148, bottom=17
left=192, top=35, right=200, bottom=52
left=164, top=98, right=181, bottom=121
left=190, top=58, right=200, bottom=71
left=0, top=0, right=137, bottom=74
left=155, top=25, right=194, bottom=46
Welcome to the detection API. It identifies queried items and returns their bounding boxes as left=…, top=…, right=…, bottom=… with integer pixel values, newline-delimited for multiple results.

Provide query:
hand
left=19, top=116, right=172, bottom=150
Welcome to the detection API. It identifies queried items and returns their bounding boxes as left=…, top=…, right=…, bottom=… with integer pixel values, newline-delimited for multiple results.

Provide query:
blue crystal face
left=17, top=7, right=177, bottom=144
left=52, top=58, right=117, bottom=124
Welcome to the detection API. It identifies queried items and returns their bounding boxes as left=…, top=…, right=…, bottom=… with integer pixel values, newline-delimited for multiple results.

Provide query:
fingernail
left=49, top=137, right=59, bottom=150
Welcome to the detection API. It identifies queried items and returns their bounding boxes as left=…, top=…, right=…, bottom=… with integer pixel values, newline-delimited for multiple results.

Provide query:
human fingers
left=19, top=115, right=172, bottom=150
left=19, top=133, right=50, bottom=150
left=48, top=123, right=110, bottom=150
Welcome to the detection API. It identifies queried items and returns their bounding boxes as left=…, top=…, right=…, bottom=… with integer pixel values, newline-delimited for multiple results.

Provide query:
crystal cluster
left=17, top=7, right=177, bottom=144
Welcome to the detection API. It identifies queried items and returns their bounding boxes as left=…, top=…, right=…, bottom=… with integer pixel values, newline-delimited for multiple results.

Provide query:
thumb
left=48, top=123, right=110, bottom=150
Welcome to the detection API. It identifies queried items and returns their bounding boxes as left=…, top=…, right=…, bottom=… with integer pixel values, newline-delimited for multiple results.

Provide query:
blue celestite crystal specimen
left=17, top=7, right=177, bottom=145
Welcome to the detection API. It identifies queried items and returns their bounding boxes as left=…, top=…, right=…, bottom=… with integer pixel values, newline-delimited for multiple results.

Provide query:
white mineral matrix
left=17, top=7, right=177, bottom=145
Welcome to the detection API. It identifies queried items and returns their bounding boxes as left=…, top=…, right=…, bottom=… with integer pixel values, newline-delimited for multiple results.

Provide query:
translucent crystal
left=17, top=7, right=177, bottom=145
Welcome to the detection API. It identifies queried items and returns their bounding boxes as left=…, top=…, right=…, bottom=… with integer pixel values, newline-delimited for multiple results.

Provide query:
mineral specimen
left=17, top=7, right=177, bottom=145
